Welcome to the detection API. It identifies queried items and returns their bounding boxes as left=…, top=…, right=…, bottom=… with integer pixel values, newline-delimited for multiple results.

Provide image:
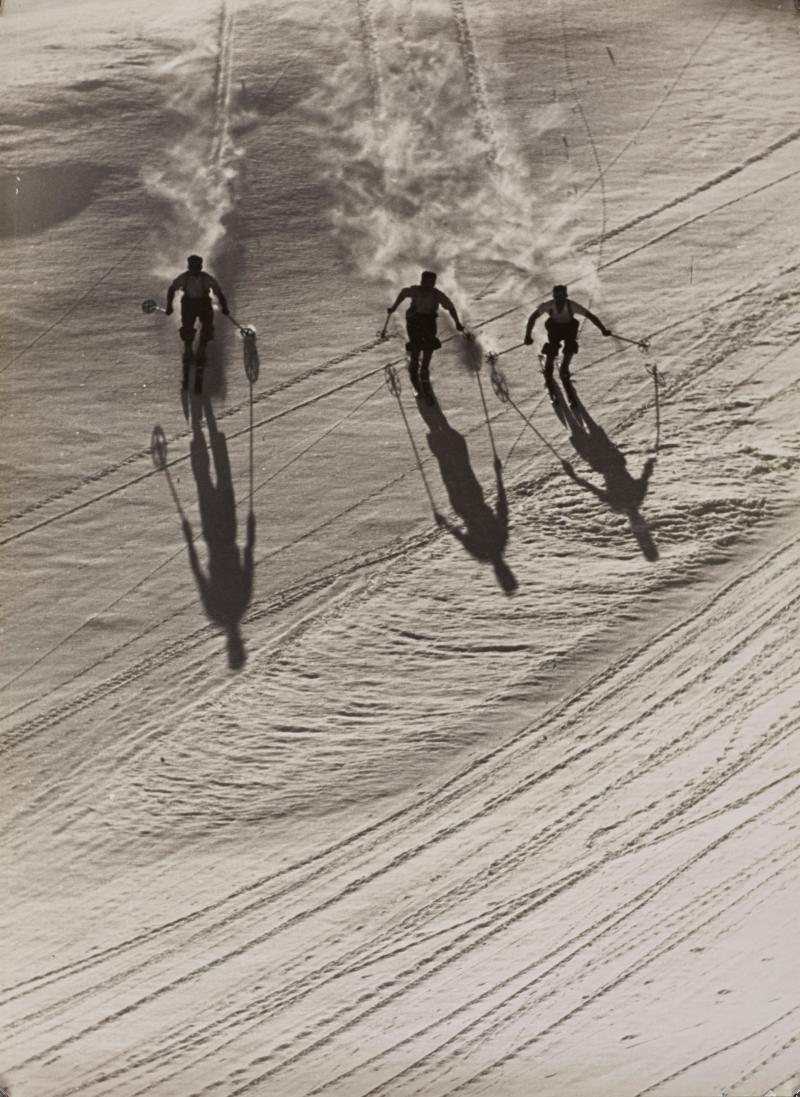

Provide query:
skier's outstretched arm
left=586, top=310, right=610, bottom=336
left=437, top=291, right=465, bottom=332
left=209, top=277, right=230, bottom=316
left=573, top=303, right=610, bottom=336
left=165, top=278, right=180, bottom=315
left=562, top=460, right=607, bottom=502
left=386, top=288, right=411, bottom=314
left=524, top=307, right=542, bottom=344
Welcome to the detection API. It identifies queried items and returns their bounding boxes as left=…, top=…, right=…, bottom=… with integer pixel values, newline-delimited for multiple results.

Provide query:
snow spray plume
left=459, top=331, right=485, bottom=373
left=305, top=0, right=602, bottom=357
left=144, top=3, right=243, bottom=278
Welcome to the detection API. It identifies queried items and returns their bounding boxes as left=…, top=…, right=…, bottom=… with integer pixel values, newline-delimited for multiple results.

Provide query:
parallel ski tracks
left=314, top=821, right=800, bottom=1097
left=6, top=10, right=800, bottom=1096
left=354, top=0, right=383, bottom=114
left=57, top=771, right=800, bottom=1095
left=5, top=534, right=798, bottom=1090
left=559, top=0, right=608, bottom=274
left=448, top=0, right=498, bottom=158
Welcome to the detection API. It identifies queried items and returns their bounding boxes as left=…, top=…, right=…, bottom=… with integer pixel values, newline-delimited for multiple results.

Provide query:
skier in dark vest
left=166, top=255, right=230, bottom=366
left=386, top=271, right=464, bottom=404
left=524, top=284, right=610, bottom=405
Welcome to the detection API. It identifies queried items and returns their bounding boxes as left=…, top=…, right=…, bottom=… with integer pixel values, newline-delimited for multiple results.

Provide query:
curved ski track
left=5, top=531, right=796, bottom=1093
left=4, top=11, right=800, bottom=1091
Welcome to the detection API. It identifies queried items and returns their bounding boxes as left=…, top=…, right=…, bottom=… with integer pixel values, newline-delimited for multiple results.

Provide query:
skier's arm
left=641, top=457, right=656, bottom=489
left=208, top=276, right=230, bottom=315
left=437, top=291, right=464, bottom=332
left=387, top=288, right=411, bottom=314
left=165, top=276, right=182, bottom=315
left=572, top=302, right=610, bottom=336
left=524, top=307, right=543, bottom=343
left=561, top=460, right=607, bottom=502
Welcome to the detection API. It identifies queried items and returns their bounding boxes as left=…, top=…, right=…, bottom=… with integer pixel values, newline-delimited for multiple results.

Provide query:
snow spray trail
left=144, top=1, right=242, bottom=275
left=306, top=0, right=600, bottom=366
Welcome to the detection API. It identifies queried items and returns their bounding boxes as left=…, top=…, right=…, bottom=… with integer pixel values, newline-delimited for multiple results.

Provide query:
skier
left=165, top=255, right=230, bottom=369
left=523, top=284, right=610, bottom=405
left=386, top=271, right=465, bottom=404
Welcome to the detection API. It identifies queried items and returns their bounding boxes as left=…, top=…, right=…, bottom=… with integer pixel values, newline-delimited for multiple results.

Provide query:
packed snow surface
left=1, top=0, right=799, bottom=1094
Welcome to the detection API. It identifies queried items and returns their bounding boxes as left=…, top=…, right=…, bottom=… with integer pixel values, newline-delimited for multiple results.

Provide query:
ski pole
left=142, top=298, right=166, bottom=315
left=607, top=330, right=650, bottom=351
left=150, top=424, right=187, bottom=520
left=486, top=341, right=525, bottom=366
left=384, top=365, right=437, bottom=515
left=377, top=311, right=392, bottom=340
left=225, top=312, right=257, bottom=338
left=489, top=364, right=562, bottom=461
left=474, top=366, right=498, bottom=459
left=645, top=363, right=665, bottom=452
left=249, top=383, right=255, bottom=508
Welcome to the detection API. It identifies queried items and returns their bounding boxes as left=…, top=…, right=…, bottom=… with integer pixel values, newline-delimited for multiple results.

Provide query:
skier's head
left=187, top=254, right=204, bottom=273
left=420, top=270, right=437, bottom=288
left=553, top=284, right=567, bottom=302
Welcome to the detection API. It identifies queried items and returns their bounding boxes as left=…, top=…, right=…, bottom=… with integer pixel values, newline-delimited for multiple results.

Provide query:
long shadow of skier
left=183, top=394, right=256, bottom=668
left=417, top=399, right=518, bottom=594
left=559, top=393, right=659, bottom=561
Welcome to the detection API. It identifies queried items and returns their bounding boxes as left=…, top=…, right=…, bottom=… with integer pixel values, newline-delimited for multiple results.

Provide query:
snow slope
left=1, top=0, right=799, bottom=1094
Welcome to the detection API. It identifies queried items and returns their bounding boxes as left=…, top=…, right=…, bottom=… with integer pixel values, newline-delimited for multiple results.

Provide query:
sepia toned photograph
left=1, top=0, right=799, bottom=1094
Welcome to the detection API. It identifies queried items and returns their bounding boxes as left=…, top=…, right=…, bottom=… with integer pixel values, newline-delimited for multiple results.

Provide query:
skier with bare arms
left=524, top=284, right=610, bottom=407
left=386, top=271, right=464, bottom=405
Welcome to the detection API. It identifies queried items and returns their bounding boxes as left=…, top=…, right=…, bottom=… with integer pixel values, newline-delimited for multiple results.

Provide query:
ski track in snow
left=2, top=142, right=797, bottom=549
left=3, top=119, right=798, bottom=542
left=354, top=0, right=384, bottom=114
left=4, top=533, right=799, bottom=1092
left=3, top=1, right=800, bottom=1095
left=2, top=261, right=798, bottom=800
left=573, top=0, right=738, bottom=209
left=448, top=0, right=498, bottom=158
left=558, top=0, right=608, bottom=279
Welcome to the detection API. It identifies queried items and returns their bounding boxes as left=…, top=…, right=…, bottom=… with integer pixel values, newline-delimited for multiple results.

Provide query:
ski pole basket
left=385, top=364, right=401, bottom=396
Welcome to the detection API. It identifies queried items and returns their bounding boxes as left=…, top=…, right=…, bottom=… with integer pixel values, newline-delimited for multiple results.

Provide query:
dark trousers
left=406, top=313, right=441, bottom=391
left=180, top=298, right=215, bottom=344
left=542, top=318, right=579, bottom=379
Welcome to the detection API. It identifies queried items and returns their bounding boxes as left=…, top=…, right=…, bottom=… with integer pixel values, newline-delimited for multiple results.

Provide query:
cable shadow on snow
left=416, top=399, right=518, bottom=594
left=558, top=393, right=659, bottom=562
left=183, top=394, right=256, bottom=669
